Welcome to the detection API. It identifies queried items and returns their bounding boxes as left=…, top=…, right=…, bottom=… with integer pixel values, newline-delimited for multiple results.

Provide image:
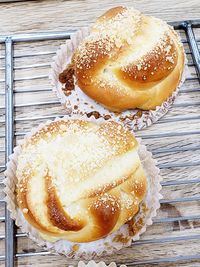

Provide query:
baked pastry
left=16, top=119, right=147, bottom=243
left=61, top=6, right=184, bottom=112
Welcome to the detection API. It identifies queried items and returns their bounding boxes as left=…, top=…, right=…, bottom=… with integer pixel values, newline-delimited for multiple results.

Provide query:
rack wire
left=0, top=20, right=200, bottom=266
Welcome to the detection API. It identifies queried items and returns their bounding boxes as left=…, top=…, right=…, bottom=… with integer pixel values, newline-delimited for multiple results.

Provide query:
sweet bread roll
left=16, top=119, right=147, bottom=243
left=72, top=6, right=185, bottom=111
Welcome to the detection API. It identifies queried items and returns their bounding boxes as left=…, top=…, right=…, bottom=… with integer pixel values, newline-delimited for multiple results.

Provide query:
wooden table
left=0, top=1, right=200, bottom=266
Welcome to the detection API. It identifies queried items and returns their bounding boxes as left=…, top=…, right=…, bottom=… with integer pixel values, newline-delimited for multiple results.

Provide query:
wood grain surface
left=0, top=0, right=200, bottom=266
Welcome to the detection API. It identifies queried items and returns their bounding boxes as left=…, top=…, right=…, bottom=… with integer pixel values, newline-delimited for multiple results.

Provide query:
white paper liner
left=50, top=27, right=188, bottom=131
left=70, top=260, right=127, bottom=267
left=4, top=115, right=162, bottom=259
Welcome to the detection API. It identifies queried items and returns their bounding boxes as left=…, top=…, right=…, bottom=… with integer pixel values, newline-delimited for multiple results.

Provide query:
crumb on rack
left=86, top=111, right=101, bottom=119
left=112, top=234, right=130, bottom=244
left=59, top=63, right=75, bottom=95
left=72, top=244, right=80, bottom=251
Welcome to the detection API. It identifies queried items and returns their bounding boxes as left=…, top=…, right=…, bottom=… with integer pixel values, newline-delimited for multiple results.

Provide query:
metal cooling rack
left=0, top=20, right=200, bottom=266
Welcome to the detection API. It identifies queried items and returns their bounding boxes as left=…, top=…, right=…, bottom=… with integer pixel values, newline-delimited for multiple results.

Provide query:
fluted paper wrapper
left=4, top=115, right=162, bottom=259
left=69, top=260, right=127, bottom=267
left=50, top=27, right=188, bottom=131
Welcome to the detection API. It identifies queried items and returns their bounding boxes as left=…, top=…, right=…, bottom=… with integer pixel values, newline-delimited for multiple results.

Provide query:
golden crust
left=45, top=175, right=85, bottom=232
left=117, top=35, right=178, bottom=86
left=16, top=119, right=147, bottom=242
left=96, top=6, right=126, bottom=23
left=72, top=7, right=185, bottom=111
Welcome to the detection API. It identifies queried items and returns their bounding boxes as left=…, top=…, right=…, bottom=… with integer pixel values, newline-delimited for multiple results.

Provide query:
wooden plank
left=1, top=87, right=200, bottom=110
left=0, top=0, right=200, bottom=36
left=2, top=239, right=200, bottom=266
left=11, top=257, right=200, bottom=267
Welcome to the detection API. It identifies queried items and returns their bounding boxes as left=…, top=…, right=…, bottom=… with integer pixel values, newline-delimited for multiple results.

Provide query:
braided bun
left=16, top=119, right=147, bottom=243
left=73, top=6, right=185, bottom=111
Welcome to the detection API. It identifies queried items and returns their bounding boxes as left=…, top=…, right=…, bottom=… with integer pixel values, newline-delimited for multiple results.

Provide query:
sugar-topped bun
left=72, top=6, right=184, bottom=111
left=16, top=119, right=147, bottom=243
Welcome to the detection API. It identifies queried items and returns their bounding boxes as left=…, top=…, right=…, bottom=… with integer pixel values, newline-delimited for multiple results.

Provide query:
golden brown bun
left=16, top=119, right=147, bottom=243
left=73, top=6, right=185, bottom=111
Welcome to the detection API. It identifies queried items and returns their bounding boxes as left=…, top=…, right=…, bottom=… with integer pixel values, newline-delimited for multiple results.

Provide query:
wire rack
left=0, top=20, right=200, bottom=266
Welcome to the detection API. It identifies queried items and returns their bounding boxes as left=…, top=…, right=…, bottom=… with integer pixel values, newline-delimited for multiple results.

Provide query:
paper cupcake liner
left=4, top=115, right=162, bottom=259
left=50, top=27, right=188, bottom=131
left=70, top=260, right=127, bottom=267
